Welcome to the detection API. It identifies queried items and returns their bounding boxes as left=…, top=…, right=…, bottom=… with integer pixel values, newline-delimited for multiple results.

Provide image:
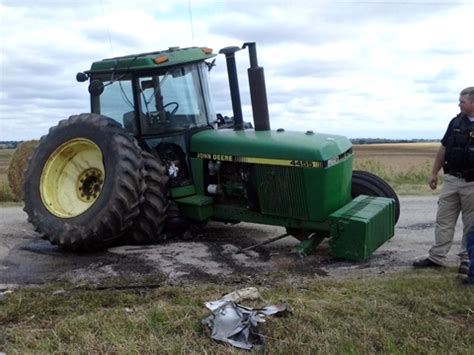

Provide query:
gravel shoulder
left=0, top=196, right=465, bottom=288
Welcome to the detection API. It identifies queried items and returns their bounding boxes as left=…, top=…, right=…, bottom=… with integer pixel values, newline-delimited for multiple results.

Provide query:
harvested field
left=0, top=149, right=15, bottom=201
left=353, top=142, right=440, bottom=194
left=0, top=149, right=14, bottom=177
left=354, top=142, right=439, bottom=170
left=354, top=142, right=439, bottom=155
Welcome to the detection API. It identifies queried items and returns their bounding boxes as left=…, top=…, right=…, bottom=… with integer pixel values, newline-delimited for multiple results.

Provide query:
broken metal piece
left=236, top=232, right=290, bottom=254
left=293, top=233, right=325, bottom=257
left=202, top=297, right=288, bottom=350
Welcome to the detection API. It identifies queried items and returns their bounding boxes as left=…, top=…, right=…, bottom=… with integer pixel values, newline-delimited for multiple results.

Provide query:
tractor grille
left=255, top=165, right=308, bottom=219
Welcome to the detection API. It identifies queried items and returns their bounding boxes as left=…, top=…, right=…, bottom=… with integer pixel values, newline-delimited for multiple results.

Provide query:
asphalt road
left=0, top=196, right=466, bottom=289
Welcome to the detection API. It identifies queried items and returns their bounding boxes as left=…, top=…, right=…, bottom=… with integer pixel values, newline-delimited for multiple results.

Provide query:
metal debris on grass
left=202, top=288, right=288, bottom=350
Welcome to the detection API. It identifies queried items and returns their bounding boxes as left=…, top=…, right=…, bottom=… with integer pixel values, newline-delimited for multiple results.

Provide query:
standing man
left=414, top=87, right=474, bottom=273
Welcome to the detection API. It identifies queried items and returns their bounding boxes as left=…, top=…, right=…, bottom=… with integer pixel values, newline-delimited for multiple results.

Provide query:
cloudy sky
left=0, top=0, right=473, bottom=141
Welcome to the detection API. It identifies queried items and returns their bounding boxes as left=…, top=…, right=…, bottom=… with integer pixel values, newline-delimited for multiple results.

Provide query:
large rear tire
left=351, top=170, right=400, bottom=224
left=23, top=113, right=145, bottom=250
left=126, top=151, right=169, bottom=244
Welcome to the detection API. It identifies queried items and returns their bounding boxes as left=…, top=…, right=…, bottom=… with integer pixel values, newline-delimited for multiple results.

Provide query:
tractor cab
left=80, top=47, right=216, bottom=136
left=87, top=62, right=215, bottom=136
left=78, top=47, right=218, bottom=187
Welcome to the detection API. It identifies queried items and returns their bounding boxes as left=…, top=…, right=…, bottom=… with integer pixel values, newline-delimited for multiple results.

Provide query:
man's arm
left=429, top=145, right=446, bottom=190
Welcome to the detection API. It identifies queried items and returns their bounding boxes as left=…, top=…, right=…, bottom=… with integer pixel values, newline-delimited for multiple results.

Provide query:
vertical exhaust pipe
left=243, top=42, right=270, bottom=131
left=219, top=46, right=244, bottom=131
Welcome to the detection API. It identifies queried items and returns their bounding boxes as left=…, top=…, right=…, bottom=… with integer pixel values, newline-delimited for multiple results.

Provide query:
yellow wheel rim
left=40, top=138, right=105, bottom=218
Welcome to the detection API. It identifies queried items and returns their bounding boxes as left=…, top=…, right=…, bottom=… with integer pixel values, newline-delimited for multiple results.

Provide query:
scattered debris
left=222, top=287, right=260, bottom=303
left=52, top=289, right=67, bottom=296
left=202, top=289, right=288, bottom=350
left=0, top=284, right=18, bottom=292
left=0, top=289, right=13, bottom=298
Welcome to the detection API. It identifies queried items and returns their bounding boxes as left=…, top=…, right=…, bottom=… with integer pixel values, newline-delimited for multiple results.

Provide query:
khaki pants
left=429, top=174, right=474, bottom=265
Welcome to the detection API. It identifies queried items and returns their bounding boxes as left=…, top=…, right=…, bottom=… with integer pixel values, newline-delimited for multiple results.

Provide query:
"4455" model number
left=290, top=160, right=314, bottom=168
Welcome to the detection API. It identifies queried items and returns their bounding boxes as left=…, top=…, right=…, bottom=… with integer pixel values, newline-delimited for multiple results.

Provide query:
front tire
left=23, top=113, right=145, bottom=250
left=351, top=170, right=400, bottom=223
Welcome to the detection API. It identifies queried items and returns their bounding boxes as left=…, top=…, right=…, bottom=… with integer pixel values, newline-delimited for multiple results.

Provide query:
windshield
left=91, top=63, right=215, bottom=136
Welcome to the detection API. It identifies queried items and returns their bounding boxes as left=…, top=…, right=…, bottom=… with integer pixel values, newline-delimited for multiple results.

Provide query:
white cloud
left=1, top=0, right=473, bottom=140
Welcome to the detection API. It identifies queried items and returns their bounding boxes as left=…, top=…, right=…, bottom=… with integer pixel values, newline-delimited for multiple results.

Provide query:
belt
left=446, top=169, right=474, bottom=182
left=448, top=172, right=464, bottom=179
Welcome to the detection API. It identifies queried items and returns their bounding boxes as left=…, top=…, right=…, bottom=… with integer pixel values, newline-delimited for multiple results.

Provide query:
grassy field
left=354, top=142, right=439, bottom=195
left=0, top=149, right=16, bottom=202
left=1, top=271, right=473, bottom=353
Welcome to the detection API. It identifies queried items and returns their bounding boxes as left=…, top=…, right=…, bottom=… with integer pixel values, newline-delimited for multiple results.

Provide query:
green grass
left=1, top=271, right=473, bottom=354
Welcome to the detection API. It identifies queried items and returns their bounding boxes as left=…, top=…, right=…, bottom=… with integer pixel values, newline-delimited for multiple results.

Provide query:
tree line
left=350, top=138, right=440, bottom=145
left=0, top=141, right=21, bottom=149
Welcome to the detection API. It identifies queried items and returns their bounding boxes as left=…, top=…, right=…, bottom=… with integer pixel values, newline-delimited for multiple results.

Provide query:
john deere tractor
left=23, top=42, right=399, bottom=261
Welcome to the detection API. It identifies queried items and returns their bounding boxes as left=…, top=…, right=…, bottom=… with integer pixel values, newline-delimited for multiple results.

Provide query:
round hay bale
left=7, top=140, right=39, bottom=200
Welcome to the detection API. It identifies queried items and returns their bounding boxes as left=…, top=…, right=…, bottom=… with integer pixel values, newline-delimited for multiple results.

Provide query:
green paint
left=191, top=129, right=352, bottom=162
left=88, top=47, right=216, bottom=73
left=255, top=165, right=308, bottom=219
left=170, top=185, right=196, bottom=198
left=174, top=195, right=213, bottom=221
left=303, top=155, right=353, bottom=221
left=190, top=158, right=205, bottom=195
left=329, top=195, right=395, bottom=261
left=189, top=129, right=353, bottom=223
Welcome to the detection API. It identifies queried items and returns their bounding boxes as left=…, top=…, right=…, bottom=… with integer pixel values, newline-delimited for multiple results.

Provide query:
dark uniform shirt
left=441, top=113, right=474, bottom=180
left=441, top=113, right=473, bottom=146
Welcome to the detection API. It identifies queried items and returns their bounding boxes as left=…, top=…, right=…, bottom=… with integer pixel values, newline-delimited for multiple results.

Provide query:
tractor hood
left=190, top=129, right=352, bottom=166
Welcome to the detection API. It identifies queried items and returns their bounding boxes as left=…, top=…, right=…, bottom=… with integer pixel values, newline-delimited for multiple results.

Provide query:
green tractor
left=23, top=42, right=399, bottom=261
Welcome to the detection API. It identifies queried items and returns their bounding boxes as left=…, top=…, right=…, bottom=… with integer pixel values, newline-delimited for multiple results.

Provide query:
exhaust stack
left=243, top=42, right=270, bottom=131
left=219, top=46, right=244, bottom=131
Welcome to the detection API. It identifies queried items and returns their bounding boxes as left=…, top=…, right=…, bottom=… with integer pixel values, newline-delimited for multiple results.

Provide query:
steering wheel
left=163, top=102, right=179, bottom=116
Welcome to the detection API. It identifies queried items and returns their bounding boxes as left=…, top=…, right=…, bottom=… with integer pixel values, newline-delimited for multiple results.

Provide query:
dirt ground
left=0, top=196, right=466, bottom=290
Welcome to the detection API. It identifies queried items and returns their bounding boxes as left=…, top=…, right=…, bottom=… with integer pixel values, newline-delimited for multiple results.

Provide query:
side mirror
left=88, top=80, right=104, bottom=96
left=76, top=72, right=89, bottom=82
